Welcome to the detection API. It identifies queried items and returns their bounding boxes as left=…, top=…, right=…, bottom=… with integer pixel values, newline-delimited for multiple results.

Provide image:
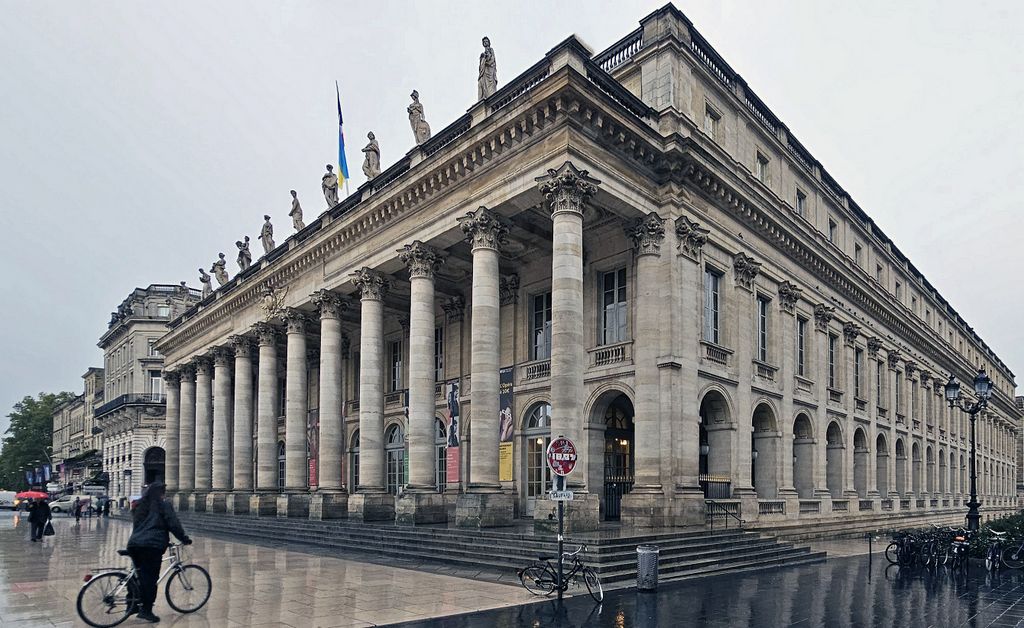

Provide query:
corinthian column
left=228, top=334, right=254, bottom=514
left=177, top=365, right=196, bottom=500
left=252, top=322, right=280, bottom=516
left=310, top=290, right=349, bottom=520
left=162, top=370, right=181, bottom=494
left=279, top=308, right=311, bottom=517
left=396, top=241, right=447, bottom=524
left=193, top=355, right=213, bottom=502
left=210, top=347, right=233, bottom=510
left=348, top=267, right=395, bottom=521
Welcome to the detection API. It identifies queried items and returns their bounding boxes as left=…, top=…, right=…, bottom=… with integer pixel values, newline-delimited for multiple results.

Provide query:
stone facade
left=51, top=368, right=104, bottom=491
left=155, top=5, right=1021, bottom=529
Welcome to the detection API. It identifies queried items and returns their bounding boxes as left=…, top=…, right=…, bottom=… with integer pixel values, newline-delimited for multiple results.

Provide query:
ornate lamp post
left=945, top=368, right=994, bottom=532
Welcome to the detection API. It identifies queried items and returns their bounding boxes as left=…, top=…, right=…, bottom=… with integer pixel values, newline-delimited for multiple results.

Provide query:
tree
left=0, top=392, right=74, bottom=490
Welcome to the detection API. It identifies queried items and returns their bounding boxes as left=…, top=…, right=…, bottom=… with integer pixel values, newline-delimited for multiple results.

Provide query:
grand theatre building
left=157, top=5, right=1021, bottom=531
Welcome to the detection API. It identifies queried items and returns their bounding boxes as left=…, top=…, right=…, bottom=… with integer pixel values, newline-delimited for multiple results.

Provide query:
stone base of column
left=172, top=493, right=190, bottom=511
left=618, top=489, right=671, bottom=529
left=777, top=487, right=800, bottom=521
left=732, top=486, right=758, bottom=522
left=226, top=493, right=251, bottom=515
left=395, top=491, right=448, bottom=525
left=205, top=492, right=228, bottom=513
left=276, top=493, right=311, bottom=518
left=248, top=493, right=278, bottom=517
left=533, top=492, right=600, bottom=533
left=309, top=492, right=349, bottom=520
left=188, top=492, right=208, bottom=513
left=347, top=492, right=396, bottom=522
left=456, top=491, right=514, bottom=528
left=671, top=485, right=707, bottom=527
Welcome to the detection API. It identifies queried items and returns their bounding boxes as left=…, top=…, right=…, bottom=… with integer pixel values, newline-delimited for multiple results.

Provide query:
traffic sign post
left=546, top=436, right=577, bottom=602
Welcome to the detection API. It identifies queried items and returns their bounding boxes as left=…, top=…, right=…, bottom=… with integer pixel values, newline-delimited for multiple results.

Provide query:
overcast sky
left=2, top=1, right=1022, bottom=436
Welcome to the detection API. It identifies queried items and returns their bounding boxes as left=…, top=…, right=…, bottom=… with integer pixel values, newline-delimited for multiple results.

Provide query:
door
left=602, top=394, right=635, bottom=521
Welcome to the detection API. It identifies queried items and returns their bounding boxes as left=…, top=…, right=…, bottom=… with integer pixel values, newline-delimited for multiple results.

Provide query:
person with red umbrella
left=27, top=497, right=50, bottom=542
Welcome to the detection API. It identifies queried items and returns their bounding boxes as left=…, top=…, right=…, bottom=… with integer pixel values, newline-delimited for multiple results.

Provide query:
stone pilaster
left=177, top=365, right=196, bottom=500
left=162, top=370, right=181, bottom=493
left=252, top=322, right=280, bottom=516
left=310, top=290, right=349, bottom=520
left=228, top=335, right=254, bottom=514
left=193, top=355, right=213, bottom=501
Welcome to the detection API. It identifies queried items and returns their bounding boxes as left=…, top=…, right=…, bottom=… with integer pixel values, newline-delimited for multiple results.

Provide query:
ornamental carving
left=252, top=321, right=280, bottom=346
left=813, top=303, right=835, bottom=332
left=212, top=346, right=233, bottom=367
left=867, top=336, right=883, bottom=358
left=733, top=253, right=761, bottom=291
left=457, top=206, right=509, bottom=251
left=626, top=212, right=666, bottom=257
left=311, top=289, right=349, bottom=319
left=887, top=350, right=901, bottom=369
left=398, top=240, right=444, bottom=278
left=178, top=363, right=196, bottom=381
left=904, top=361, right=917, bottom=379
left=228, top=334, right=254, bottom=358
left=842, top=322, right=861, bottom=347
left=259, top=283, right=289, bottom=321
left=777, top=281, right=802, bottom=314
left=500, top=274, right=519, bottom=306
left=675, top=215, right=709, bottom=259
left=191, top=354, right=212, bottom=376
left=442, top=295, right=466, bottom=323
left=919, top=370, right=931, bottom=386
left=161, top=370, right=181, bottom=386
left=535, top=161, right=600, bottom=218
left=352, top=267, right=391, bottom=301
left=281, top=307, right=309, bottom=334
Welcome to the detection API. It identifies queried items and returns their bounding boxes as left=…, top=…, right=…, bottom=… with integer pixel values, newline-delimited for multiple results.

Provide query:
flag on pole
left=336, top=81, right=350, bottom=191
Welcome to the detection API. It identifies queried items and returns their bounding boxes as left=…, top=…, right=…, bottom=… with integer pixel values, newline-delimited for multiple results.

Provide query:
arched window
left=523, top=403, right=552, bottom=510
left=435, top=418, right=447, bottom=493
left=277, top=441, right=286, bottom=489
left=385, top=423, right=406, bottom=496
left=349, top=430, right=360, bottom=491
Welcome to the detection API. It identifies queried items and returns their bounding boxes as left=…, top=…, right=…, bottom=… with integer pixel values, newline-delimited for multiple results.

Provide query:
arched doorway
left=434, top=418, right=447, bottom=493
left=793, top=414, right=814, bottom=498
left=602, top=394, right=635, bottom=521
left=349, top=430, right=360, bottom=491
left=895, top=438, right=907, bottom=496
left=751, top=404, right=779, bottom=499
left=143, top=447, right=165, bottom=485
left=699, top=390, right=732, bottom=498
left=853, top=428, right=868, bottom=498
left=875, top=434, right=888, bottom=496
left=522, top=402, right=552, bottom=517
left=825, top=422, right=844, bottom=498
left=385, top=423, right=406, bottom=495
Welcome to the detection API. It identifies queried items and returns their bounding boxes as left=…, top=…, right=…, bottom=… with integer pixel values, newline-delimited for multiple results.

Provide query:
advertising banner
left=445, top=380, right=461, bottom=484
left=307, top=409, right=320, bottom=488
left=42, top=464, right=51, bottom=482
left=498, top=366, right=514, bottom=482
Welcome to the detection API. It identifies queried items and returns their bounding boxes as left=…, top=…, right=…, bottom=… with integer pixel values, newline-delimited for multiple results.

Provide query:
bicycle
left=1001, top=535, right=1024, bottom=569
left=76, top=542, right=212, bottom=627
left=518, top=544, right=603, bottom=602
left=947, top=528, right=971, bottom=575
left=986, top=530, right=1009, bottom=572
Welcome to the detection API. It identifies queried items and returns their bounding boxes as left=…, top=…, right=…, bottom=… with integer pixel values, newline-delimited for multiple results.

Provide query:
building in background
left=94, top=283, right=202, bottom=503
left=51, top=368, right=105, bottom=493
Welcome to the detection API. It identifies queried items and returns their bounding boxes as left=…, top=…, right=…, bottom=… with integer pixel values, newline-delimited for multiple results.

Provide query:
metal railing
left=699, top=474, right=732, bottom=499
left=881, top=499, right=894, bottom=511
left=758, top=500, right=785, bottom=516
left=799, top=500, right=821, bottom=514
left=93, top=393, right=165, bottom=418
left=859, top=499, right=873, bottom=512
left=706, top=499, right=744, bottom=533
left=832, top=500, right=849, bottom=512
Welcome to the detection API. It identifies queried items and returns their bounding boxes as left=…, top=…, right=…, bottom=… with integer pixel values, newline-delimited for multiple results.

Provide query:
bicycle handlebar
left=562, top=544, right=586, bottom=558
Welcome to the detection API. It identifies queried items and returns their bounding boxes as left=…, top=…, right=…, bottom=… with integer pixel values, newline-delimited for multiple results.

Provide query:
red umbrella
left=16, top=491, right=48, bottom=499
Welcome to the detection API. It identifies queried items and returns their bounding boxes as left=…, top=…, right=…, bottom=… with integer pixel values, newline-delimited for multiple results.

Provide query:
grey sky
left=2, top=1, right=1022, bottom=436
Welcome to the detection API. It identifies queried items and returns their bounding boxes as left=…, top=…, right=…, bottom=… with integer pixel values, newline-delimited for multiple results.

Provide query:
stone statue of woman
left=289, top=190, right=306, bottom=230
left=260, top=215, right=275, bottom=255
left=407, top=90, right=431, bottom=144
left=198, top=268, right=212, bottom=299
left=236, top=236, right=252, bottom=271
left=361, top=132, right=381, bottom=179
left=478, top=36, right=497, bottom=99
left=321, top=166, right=339, bottom=208
left=212, top=253, right=229, bottom=286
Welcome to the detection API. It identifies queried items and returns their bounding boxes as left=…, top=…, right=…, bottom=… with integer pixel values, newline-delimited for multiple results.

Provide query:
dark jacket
left=126, top=500, right=189, bottom=550
left=28, top=502, right=50, bottom=523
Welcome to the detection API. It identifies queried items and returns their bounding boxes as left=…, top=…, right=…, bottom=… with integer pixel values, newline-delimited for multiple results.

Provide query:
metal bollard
left=637, top=545, right=660, bottom=591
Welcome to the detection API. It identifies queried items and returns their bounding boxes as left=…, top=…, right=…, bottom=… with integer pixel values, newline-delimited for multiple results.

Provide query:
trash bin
left=637, top=545, right=660, bottom=591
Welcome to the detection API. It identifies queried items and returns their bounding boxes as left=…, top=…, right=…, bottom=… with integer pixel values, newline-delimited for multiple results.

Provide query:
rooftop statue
left=362, top=132, right=381, bottom=179
left=321, top=165, right=339, bottom=208
left=212, top=253, right=229, bottom=286
left=236, top=236, right=252, bottom=271
left=260, top=214, right=275, bottom=255
left=478, top=36, right=497, bottom=99
left=408, top=90, right=431, bottom=145
left=198, top=268, right=212, bottom=299
left=290, top=190, right=306, bottom=230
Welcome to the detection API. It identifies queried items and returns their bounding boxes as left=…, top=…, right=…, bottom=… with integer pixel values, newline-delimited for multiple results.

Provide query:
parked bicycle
left=986, top=530, right=1010, bottom=572
left=519, top=544, right=603, bottom=602
left=947, top=528, right=972, bottom=574
left=1000, top=534, right=1024, bottom=569
left=76, top=542, right=211, bottom=627
left=885, top=530, right=922, bottom=568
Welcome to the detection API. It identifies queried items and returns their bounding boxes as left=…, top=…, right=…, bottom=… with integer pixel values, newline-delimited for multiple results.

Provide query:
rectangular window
left=796, top=317, right=807, bottom=377
left=854, top=243, right=863, bottom=267
left=895, top=281, right=902, bottom=300
left=434, top=326, right=444, bottom=382
left=703, top=269, right=721, bottom=344
left=828, top=218, right=838, bottom=243
left=531, top=292, right=553, bottom=360
left=601, top=268, right=628, bottom=345
left=389, top=340, right=403, bottom=392
left=854, top=349, right=863, bottom=398
left=796, top=190, right=807, bottom=217
left=352, top=352, right=360, bottom=399
left=156, top=304, right=170, bottom=318
left=876, top=264, right=883, bottom=282
left=876, top=361, right=884, bottom=405
left=756, top=296, right=769, bottom=362
left=147, top=339, right=159, bottom=357
left=895, top=375, right=901, bottom=410
left=704, top=103, right=720, bottom=141
left=828, top=334, right=838, bottom=389
left=756, top=152, right=770, bottom=184
left=148, top=370, right=162, bottom=397
left=911, top=296, right=917, bottom=313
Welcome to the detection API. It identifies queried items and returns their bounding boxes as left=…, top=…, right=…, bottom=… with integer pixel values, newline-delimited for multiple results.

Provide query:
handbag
left=43, top=520, right=55, bottom=536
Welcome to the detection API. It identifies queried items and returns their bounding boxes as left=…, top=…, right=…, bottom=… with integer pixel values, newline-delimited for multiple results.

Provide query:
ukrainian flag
left=336, top=81, right=350, bottom=190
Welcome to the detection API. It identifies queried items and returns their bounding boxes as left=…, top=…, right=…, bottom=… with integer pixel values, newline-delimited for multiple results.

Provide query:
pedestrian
left=73, top=497, right=82, bottom=523
left=126, top=482, right=191, bottom=623
left=28, top=498, right=50, bottom=542
left=103, top=498, right=111, bottom=517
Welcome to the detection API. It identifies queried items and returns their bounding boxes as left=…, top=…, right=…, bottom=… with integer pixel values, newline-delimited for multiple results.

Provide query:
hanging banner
left=498, top=366, right=515, bottom=482
left=307, top=408, right=320, bottom=487
left=42, top=464, right=51, bottom=482
left=445, top=380, right=461, bottom=484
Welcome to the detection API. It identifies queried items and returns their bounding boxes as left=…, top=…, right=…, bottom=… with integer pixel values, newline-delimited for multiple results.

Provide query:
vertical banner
left=445, top=380, right=461, bottom=483
left=42, top=464, right=51, bottom=482
left=498, top=366, right=515, bottom=482
left=307, top=409, right=320, bottom=487
left=25, top=470, right=32, bottom=485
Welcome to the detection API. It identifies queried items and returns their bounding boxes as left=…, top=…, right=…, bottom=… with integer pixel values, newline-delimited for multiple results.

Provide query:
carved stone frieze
left=843, top=322, right=861, bottom=347
left=352, top=267, right=391, bottom=301
left=674, top=215, right=709, bottom=260
left=442, top=295, right=466, bottom=323
left=733, top=253, right=761, bottom=291
left=777, top=281, right=802, bottom=314
left=398, top=240, right=444, bottom=278
left=311, top=289, right=349, bottom=320
left=535, top=161, right=600, bottom=218
left=626, top=212, right=666, bottom=257
left=813, top=303, right=835, bottom=333
left=259, top=283, right=289, bottom=321
left=457, top=206, right=509, bottom=251
left=499, top=274, right=519, bottom=306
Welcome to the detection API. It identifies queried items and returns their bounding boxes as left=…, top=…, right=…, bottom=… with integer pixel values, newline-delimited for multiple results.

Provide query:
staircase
left=176, top=511, right=824, bottom=587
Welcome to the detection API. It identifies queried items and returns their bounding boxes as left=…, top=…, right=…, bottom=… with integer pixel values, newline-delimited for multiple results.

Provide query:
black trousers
left=30, top=521, right=44, bottom=540
left=128, top=547, right=164, bottom=611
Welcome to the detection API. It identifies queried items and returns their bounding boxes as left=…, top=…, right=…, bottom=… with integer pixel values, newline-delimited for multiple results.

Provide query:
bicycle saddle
left=992, top=530, right=1009, bottom=537
left=538, top=555, right=554, bottom=561
left=117, top=549, right=131, bottom=556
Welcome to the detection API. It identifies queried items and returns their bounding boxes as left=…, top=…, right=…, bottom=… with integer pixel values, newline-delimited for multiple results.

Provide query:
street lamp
left=945, top=368, right=993, bottom=532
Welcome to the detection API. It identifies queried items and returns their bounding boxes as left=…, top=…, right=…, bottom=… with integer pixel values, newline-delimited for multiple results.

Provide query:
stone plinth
left=172, top=493, right=189, bottom=512
left=226, top=493, right=251, bottom=515
left=348, top=492, right=395, bottom=522
left=396, top=491, right=448, bottom=525
left=276, top=493, right=311, bottom=518
left=309, top=492, right=349, bottom=520
left=248, top=493, right=278, bottom=517
left=455, top=491, right=514, bottom=528
left=671, top=486, right=707, bottom=527
left=188, top=492, right=208, bottom=513
left=534, top=492, right=599, bottom=533
left=205, top=492, right=228, bottom=513
left=620, top=491, right=672, bottom=528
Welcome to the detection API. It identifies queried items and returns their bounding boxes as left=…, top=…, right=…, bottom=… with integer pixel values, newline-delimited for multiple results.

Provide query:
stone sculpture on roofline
left=479, top=36, right=497, bottom=99
left=290, top=190, right=306, bottom=231
left=362, top=132, right=381, bottom=179
left=408, top=90, right=431, bottom=144
left=198, top=268, right=212, bottom=299
left=236, top=236, right=252, bottom=271
left=260, top=214, right=275, bottom=255
left=212, top=253, right=229, bottom=286
left=321, top=166, right=339, bottom=208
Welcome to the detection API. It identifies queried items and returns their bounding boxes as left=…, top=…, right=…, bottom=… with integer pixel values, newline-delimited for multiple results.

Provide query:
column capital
left=352, top=267, right=391, bottom=301
left=626, top=212, right=666, bottom=257
left=675, top=215, right=709, bottom=260
left=228, top=334, right=255, bottom=358
left=178, top=363, right=196, bottom=381
left=212, top=346, right=233, bottom=367
left=162, top=369, right=181, bottom=387
left=843, top=321, right=861, bottom=347
left=535, top=161, right=600, bottom=218
left=813, top=303, right=835, bottom=333
left=457, top=206, right=508, bottom=251
left=733, top=252, right=761, bottom=291
left=252, top=321, right=281, bottom=346
left=904, top=361, right=918, bottom=379
left=442, top=295, right=466, bottom=323
left=398, top=240, right=445, bottom=279
left=191, top=354, right=212, bottom=376
left=281, top=307, right=310, bottom=334
left=867, top=336, right=883, bottom=358
left=778, top=280, right=802, bottom=314
left=887, top=350, right=902, bottom=369
left=311, top=289, right=350, bottom=319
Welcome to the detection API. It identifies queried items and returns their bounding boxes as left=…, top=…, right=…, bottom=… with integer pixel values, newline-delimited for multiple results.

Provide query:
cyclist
left=125, top=482, right=192, bottom=623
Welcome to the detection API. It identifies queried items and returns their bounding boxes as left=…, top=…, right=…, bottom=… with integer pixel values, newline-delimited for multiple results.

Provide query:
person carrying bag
left=43, top=518, right=55, bottom=537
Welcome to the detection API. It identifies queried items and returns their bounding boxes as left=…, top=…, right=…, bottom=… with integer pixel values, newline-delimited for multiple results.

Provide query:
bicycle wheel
left=1002, top=545, right=1024, bottom=569
left=583, top=567, right=603, bottom=602
left=76, top=572, right=138, bottom=628
left=986, top=546, right=999, bottom=572
left=519, top=564, right=555, bottom=596
left=920, top=544, right=934, bottom=568
left=884, top=542, right=901, bottom=565
left=165, top=564, right=212, bottom=613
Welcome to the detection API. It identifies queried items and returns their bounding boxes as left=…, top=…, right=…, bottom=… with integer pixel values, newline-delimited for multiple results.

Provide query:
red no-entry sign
left=546, top=437, right=578, bottom=477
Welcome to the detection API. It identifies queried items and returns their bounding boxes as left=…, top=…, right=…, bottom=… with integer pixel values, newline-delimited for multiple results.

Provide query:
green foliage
left=970, top=512, right=1024, bottom=557
left=0, top=391, right=75, bottom=490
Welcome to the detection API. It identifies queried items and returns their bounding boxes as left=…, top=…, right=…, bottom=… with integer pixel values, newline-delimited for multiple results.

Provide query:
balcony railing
left=877, top=406, right=888, bottom=418
left=799, top=500, right=820, bottom=514
left=855, top=398, right=867, bottom=412
left=702, top=342, right=731, bottom=367
left=896, top=413, right=906, bottom=426
left=754, top=361, right=777, bottom=382
left=900, top=499, right=910, bottom=510
left=434, top=382, right=443, bottom=400
left=913, top=420, right=922, bottom=431
left=94, top=393, right=165, bottom=418
left=916, top=499, right=925, bottom=509
left=795, top=376, right=813, bottom=394
left=520, top=359, right=551, bottom=382
left=757, top=500, right=785, bottom=516
left=828, top=388, right=843, bottom=404
left=930, top=498, right=938, bottom=508
left=698, top=474, right=732, bottom=499
left=384, top=391, right=406, bottom=409
left=881, top=499, right=894, bottom=511
left=859, top=500, right=873, bottom=512
left=588, top=341, right=632, bottom=368
left=832, top=500, right=849, bottom=512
